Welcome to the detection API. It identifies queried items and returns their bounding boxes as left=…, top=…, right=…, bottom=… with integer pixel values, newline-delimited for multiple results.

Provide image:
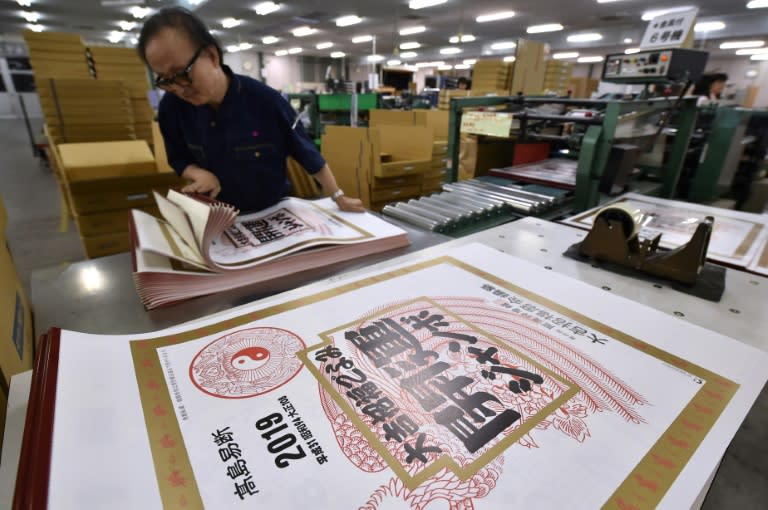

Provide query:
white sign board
left=640, top=8, right=698, bottom=50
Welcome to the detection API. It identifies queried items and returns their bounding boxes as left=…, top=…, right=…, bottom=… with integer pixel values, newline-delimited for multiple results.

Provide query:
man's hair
left=137, top=6, right=223, bottom=64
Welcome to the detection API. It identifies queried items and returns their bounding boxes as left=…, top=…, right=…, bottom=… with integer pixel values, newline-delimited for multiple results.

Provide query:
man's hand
left=335, top=195, right=365, bottom=213
left=181, top=165, right=221, bottom=198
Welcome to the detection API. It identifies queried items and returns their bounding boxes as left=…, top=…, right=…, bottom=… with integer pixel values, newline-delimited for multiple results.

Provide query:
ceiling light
left=409, top=0, right=447, bottom=9
left=503, top=56, right=516, bottom=62
left=262, top=36, right=279, bottom=44
left=400, top=26, right=426, bottom=36
left=130, top=37, right=138, bottom=45
left=641, top=6, right=695, bottom=22
left=367, top=54, right=385, bottom=62
left=552, top=52, right=579, bottom=59
left=751, top=54, right=768, bottom=60
left=107, top=31, right=124, bottom=43
left=16, top=0, right=31, bottom=6
left=746, top=69, right=759, bottom=77
left=130, top=6, right=151, bottom=19
left=336, top=15, right=362, bottom=27
left=577, top=56, right=605, bottom=63
left=254, top=2, right=280, bottom=15
left=400, top=41, right=421, bottom=50
left=222, top=18, right=242, bottom=29
left=694, top=21, right=726, bottom=32
left=438, top=65, right=453, bottom=70
left=625, top=48, right=641, bottom=54
left=275, top=49, right=288, bottom=56
left=316, top=42, right=333, bottom=49
left=352, top=35, right=373, bottom=43
left=720, top=41, right=764, bottom=49
left=450, top=34, right=476, bottom=43
left=567, top=33, right=603, bottom=43
left=736, top=48, right=768, bottom=55
left=476, top=11, right=516, bottom=23
left=27, top=23, right=43, bottom=32
left=118, top=21, right=136, bottom=31
left=331, top=51, right=346, bottom=58
left=21, top=12, right=40, bottom=23
left=747, top=0, right=768, bottom=7
left=440, top=47, right=462, bottom=55
left=490, top=41, right=517, bottom=50
left=415, top=62, right=436, bottom=68
left=292, top=26, right=316, bottom=37
left=596, top=0, right=624, bottom=3
left=623, top=38, right=633, bottom=44
left=527, top=24, right=564, bottom=34
left=387, top=59, right=402, bottom=66
left=239, top=42, right=253, bottom=50
left=454, top=64, right=470, bottom=69
left=226, top=45, right=241, bottom=53
left=288, top=47, right=303, bottom=54
left=463, top=59, right=477, bottom=65
left=400, top=51, right=418, bottom=58
left=429, top=61, right=445, bottom=66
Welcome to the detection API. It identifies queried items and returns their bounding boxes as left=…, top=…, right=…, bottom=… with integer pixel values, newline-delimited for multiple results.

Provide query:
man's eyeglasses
left=154, top=47, right=203, bottom=90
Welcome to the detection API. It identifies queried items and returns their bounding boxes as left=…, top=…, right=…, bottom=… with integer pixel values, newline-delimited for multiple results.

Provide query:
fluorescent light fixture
left=222, top=18, right=242, bottom=29
left=747, top=69, right=759, bottom=77
left=751, top=54, right=768, bottom=60
left=463, top=59, right=477, bottom=65
left=27, top=23, right=43, bottom=32
left=226, top=45, right=241, bottom=53
left=288, top=47, right=303, bottom=54
left=130, top=6, right=151, bottom=19
left=275, top=49, right=288, bottom=56
left=239, top=42, right=253, bottom=50
left=429, top=61, right=445, bottom=66
left=721, top=41, right=764, bottom=49
left=736, top=48, right=768, bottom=55
left=623, top=38, right=633, bottom=44
left=567, top=33, right=603, bottom=43
left=400, top=41, right=421, bottom=50
left=490, top=41, right=517, bottom=50
left=625, top=48, right=641, bottom=54
left=387, top=59, right=402, bottom=66
left=526, top=23, right=563, bottom=34
left=476, top=11, right=516, bottom=23
left=400, top=26, right=426, bottom=36
left=336, top=15, right=362, bottom=27
left=747, top=0, right=768, bottom=7
left=367, top=54, right=385, bottom=62
left=409, top=0, right=447, bottom=9
left=642, top=6, right=695, bottom=22
left=454, top=63, right=470, bottom=69
left=438, top=65, right=453, bottom=70
left=292, top=26, right=316, bottom=37
left=694, top=21, right=725, bottom=32
left=440, top=47, right=462, bottom=55
left=503, top=56, right=516, bottom=62
left=118, top=21, right=136, bottom=31
left=254, top=2, right=280, bottom=15
left=450, top=35, right=476, bottom=43
left=108, top=31, right=124, bottom=43
left=16, top=0, right=31, bottom=6
left=577, top=56, right=605, bottom=63
left=352, top=35, right=373, bottom=43
left=262, top=36, right=279, bottom=44
left=130, top=37, right=138, bottom=45
left=21, top=12, right=40, bottom=23
left=400, top=51, right=418, bottom=58
left=552, top=52, right=579, bottom=59
left=316, top=42, right=333, bottom=49
left=331, top=51, right=346, bottom=58
left=596, top=0, right=624, bottom=2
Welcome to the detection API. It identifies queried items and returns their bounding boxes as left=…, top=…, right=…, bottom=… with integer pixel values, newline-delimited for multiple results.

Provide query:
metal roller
left=394, top=202, right=458, bottom=228
left=450, top=181, right=548, bottom=208
left=443, top=183, right=538, bottom=213
left=441, top=185, right=509, bottom=208
left=406, top=199, right=469, bottom=223
left=435, top=191, right=508, bottom=214
left=459, top=179, right=560, bottom=205
left=382, top=205, right=442, bottom=232
left=425, top=193, right=495, bottom=216
left=414, top=197, right=479, bottom=221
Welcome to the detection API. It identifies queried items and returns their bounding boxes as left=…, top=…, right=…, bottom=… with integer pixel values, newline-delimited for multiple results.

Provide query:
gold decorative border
left=130, top=255, right=738, bottom=509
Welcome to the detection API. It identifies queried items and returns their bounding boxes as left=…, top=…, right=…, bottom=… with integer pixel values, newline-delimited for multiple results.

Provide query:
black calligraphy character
left=334, top=368, right=368, bottom=389
left=404, top=432, right=443, bottom=464
left=466, top=346, right=499, bottom=365
left=219, top=442, right=242, bottom=462
left=434, top=405, right=521, bottom=453
left=361, top=396, right=399, bottom=425
left=382, top=414, right=420, bottom=443
left=400, top=361, right=450, bottom=411
left=481, top=366, right=544, bottom=393
left=401, top=310, right=449, bottom=332
left=345, top=318, right=437, bottom=368
left=587, top=333, right=608, bottom=345
left=211, top=427, right=234, bottom=446
left=346, top=381, right=383, bottom=407
left=233, top=476, right=259, bottom=499
left=226, top=459, right=250, bottom=479
left=433, top=375, right=500, bottom=422
left=313, top=345, right=342, bottom=362
left=324, top=356, right=354, bottom=374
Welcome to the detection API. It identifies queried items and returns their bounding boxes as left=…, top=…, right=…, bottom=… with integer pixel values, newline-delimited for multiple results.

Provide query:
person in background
left=137, top=7, right=364, bottom=213
left=692, top=73, right=728, bottom=107
left=457, top=77, right=471, bottom=90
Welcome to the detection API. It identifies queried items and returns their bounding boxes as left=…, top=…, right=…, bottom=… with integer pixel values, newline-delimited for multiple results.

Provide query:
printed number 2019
left=255, top=412, right=307, bottom=468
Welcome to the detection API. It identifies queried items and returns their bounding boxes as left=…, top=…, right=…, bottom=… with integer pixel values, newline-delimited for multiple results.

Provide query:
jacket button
left=254, top=151, right=260, bottom=157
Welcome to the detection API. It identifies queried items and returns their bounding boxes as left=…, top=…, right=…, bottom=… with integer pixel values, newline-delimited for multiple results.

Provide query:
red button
left=660, top=54, right=669, bottom=62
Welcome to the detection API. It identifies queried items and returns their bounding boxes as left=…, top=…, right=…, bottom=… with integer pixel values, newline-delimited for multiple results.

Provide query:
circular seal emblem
left=189, top=327, right=306, bottom=399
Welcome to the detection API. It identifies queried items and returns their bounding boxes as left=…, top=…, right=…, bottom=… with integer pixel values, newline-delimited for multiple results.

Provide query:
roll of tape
left=595, top=202, right=643, bottom=239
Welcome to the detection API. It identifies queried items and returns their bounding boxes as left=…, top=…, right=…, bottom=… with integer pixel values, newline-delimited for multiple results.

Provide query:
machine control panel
left=602, top=48, right=708, bottom=84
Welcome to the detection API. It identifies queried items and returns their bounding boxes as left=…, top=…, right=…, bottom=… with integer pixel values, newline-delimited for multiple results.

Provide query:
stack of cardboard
left=0, top=196, right=35, bottom=451
left=56, top=140, right=185, bottom=258
left=438, top=89, right=472, bottom=110
left=22, top=29, right=93, bottom=80
left=509, top=40, right=547, bottom=96
left=471, top=60, right=513, bottom=96
left=544, top=60, right=574, bottom=96
left=89, top=46, right=153, bottom=144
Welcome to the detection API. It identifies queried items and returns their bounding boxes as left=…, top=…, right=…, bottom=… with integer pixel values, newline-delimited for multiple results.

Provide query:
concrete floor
left=0, top=118, right=766, bottom=508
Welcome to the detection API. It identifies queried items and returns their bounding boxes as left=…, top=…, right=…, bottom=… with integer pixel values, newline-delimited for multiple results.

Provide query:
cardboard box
left=0, top=195, right=7, bottom=239
left=75, top=206, right=160, bottom=237
left=59, top=140, right=157, bottom=181
left=414, top=110, right=449, bottom=141
left=65, top=172, right=185, bottom=214
left=151, top=121, right=175, bottom=174
left=510, top=39, right=547, bottom=95
left=0, top=245, right=34, bottom=396
left=372, top=174, right=422, bottom=190
left=322, top=126, right=375, bottom=207
left=375, top=125, right=433, bottom=178
left=369, top=110, right=416, bottom=127
left=80, top=231, right=131, bottom=259
left=370, top=185, right=421, bottom=203
left=459, top=135, right=515, bottom=179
